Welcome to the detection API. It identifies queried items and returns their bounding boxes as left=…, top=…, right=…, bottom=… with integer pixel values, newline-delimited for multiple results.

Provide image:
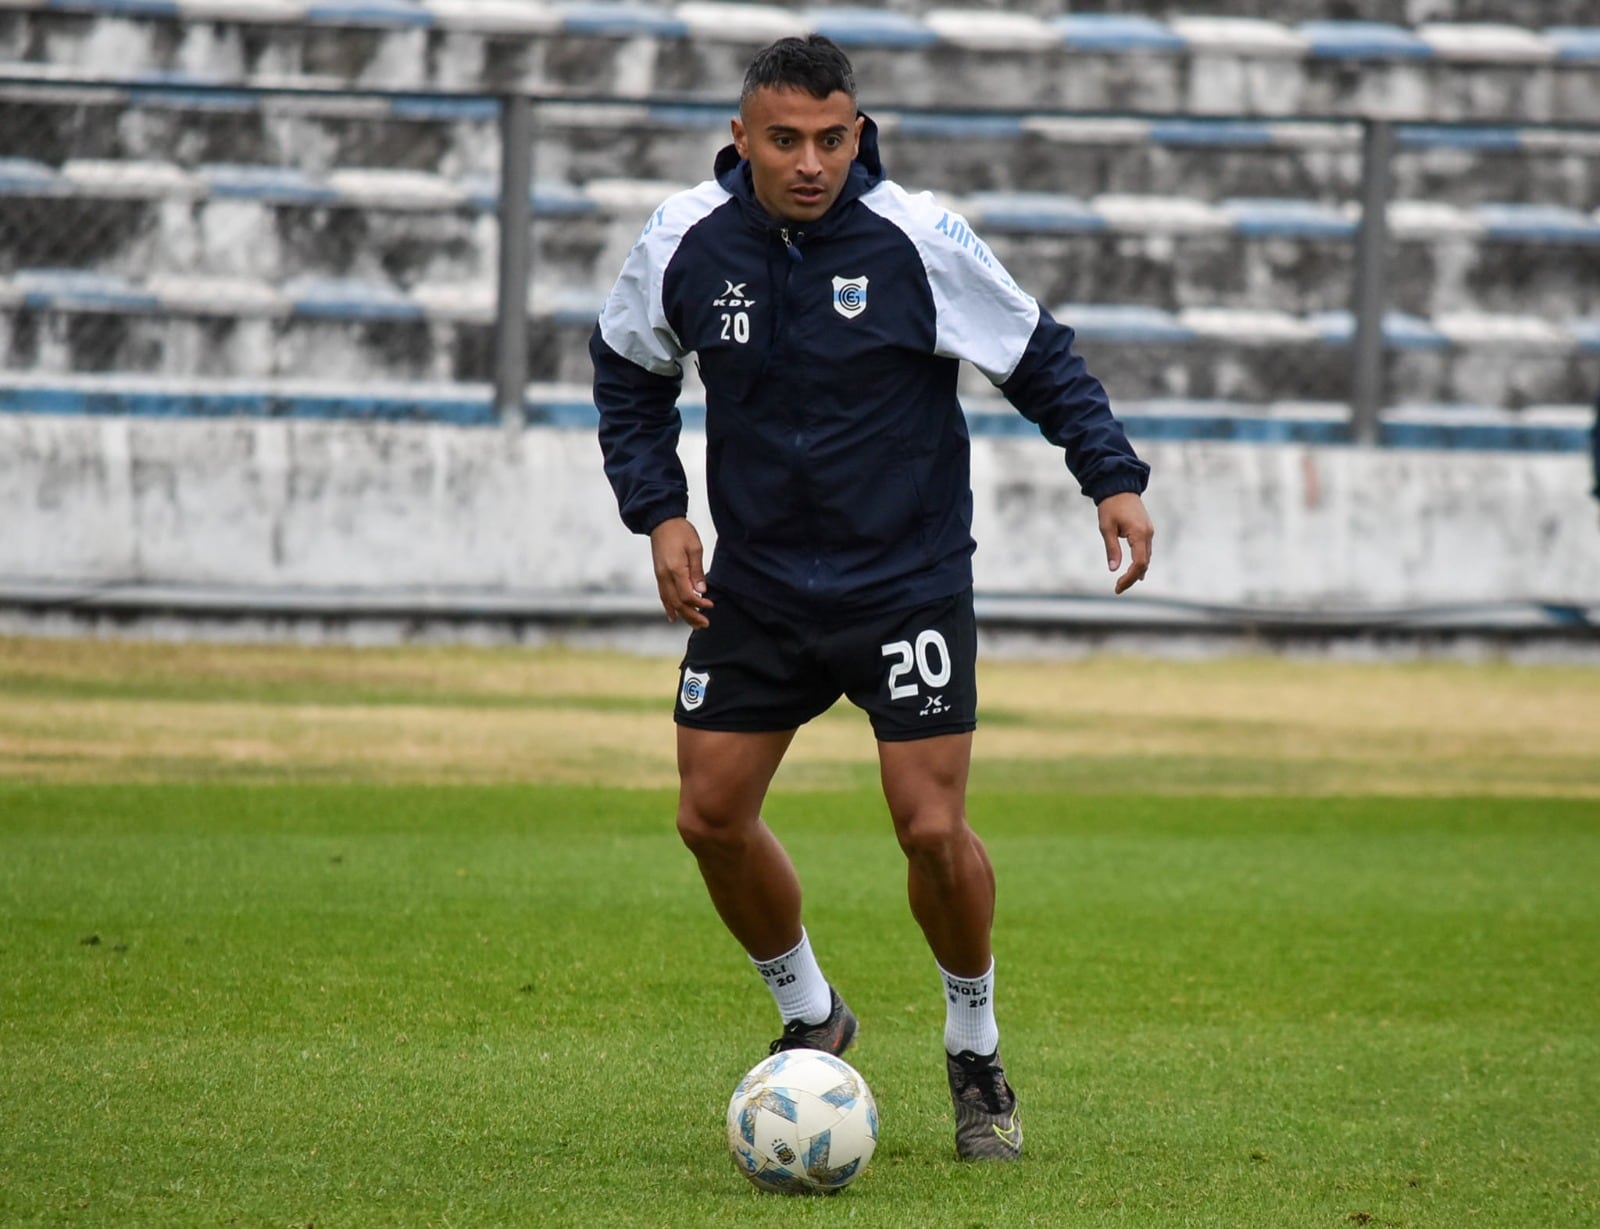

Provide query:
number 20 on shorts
left=880, top=629, right=951, bottom=700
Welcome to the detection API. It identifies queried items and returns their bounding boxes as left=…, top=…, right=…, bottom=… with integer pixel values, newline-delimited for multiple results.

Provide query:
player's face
left=731, top=86, right=864, bottom=224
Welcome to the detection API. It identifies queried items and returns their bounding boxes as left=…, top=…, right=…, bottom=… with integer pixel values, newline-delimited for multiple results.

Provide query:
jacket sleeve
left=1591, top=389, right=1599, bottom=500
left=591, top=219, right=691, bottom=536
left=864, top=185, right=1151, bottom=505
left=999, top=306, right=1150, bottom=504
left=591, top=327, right=689, bottom=535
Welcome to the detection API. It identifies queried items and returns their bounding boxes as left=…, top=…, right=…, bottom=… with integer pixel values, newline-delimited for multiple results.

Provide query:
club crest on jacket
left=832, top=275, right=868, bottom=319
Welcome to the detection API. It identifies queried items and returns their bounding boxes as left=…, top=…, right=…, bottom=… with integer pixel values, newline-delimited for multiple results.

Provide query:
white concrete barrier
left=3, top=414, right=1597, bottom=615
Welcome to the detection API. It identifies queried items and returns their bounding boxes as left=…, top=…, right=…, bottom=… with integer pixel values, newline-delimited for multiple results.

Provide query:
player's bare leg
left=676, top=725, right=800, bottom=959
left=678, top=724, right=857, bottom=1055
left=878, top=731, right=1021, bottom=1160
left=877, top=732, right=993, bottom=976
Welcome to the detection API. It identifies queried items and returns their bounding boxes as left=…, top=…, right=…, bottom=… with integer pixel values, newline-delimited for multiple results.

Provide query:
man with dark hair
left=741, top=27, right=858, bottom=104
left=591, top=34, right=1154, bottom=1163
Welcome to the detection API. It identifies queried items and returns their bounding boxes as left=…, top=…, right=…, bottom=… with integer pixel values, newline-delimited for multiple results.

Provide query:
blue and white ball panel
left=726, top=1048, right=877, bottom=1194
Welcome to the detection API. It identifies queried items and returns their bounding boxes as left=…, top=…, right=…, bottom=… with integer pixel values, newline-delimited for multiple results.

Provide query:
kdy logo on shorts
left=832, top=275, right=868, bottom=320
left=680, top=667, right=710, bottom=711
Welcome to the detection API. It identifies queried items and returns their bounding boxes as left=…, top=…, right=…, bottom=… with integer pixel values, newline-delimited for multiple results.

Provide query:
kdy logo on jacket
left=832, top=275, right=868, bottom=320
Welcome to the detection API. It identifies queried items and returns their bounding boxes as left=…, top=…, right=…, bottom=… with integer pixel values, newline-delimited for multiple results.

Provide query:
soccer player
left=590, top=35, right=1153, bottom=1162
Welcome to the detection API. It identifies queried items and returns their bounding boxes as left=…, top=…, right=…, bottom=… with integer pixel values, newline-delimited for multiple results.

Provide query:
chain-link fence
left=0, top=80, right=514, bottom=384
left=2, top=73, right=1598, bottom=430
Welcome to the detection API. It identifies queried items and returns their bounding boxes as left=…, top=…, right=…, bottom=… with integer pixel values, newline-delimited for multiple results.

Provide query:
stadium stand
left=0, top=1, right=1597, bottom=434
left=2, top=3, right=1598, bottom=118
left=2, top=1, right=1597, bottom=645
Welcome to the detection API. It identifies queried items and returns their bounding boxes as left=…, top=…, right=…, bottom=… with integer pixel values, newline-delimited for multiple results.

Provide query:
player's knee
left=675, top=801, right=747, bottom=860
left=892, top=807, right=968, bottom=870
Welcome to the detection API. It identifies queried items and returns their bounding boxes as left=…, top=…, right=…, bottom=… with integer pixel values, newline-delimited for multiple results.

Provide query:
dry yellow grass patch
left=2, top=697, right=679, bottom=786
left=0, top=636, right=666, bottom=700
left=977, top=655, right=1600, bottom=780
left=1, top=635, right=1597, bottom=794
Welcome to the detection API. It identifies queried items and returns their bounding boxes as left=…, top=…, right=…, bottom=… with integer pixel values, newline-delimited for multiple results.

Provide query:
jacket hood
left=713, top=111, right=884, bottom=226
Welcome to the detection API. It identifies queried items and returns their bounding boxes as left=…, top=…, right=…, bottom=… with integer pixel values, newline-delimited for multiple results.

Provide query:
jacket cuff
left=638, top=500, right=690, bottom=536
left=1089, top=473, right=1149, bottom=504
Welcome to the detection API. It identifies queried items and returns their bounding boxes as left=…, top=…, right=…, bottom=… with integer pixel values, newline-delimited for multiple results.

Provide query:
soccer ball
left=726, top=1048, right=878, bottom=1194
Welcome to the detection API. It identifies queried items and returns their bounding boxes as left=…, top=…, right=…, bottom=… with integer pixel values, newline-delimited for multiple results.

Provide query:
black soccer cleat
left=769, top=987, right=858, bottom=1057
left=947, top=1047, right=1023, bottom=1160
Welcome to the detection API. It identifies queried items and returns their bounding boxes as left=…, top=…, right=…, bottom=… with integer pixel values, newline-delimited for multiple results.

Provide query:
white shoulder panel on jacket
left=598, top=179, right=732, bottom=377
left=859, top=180, right=1041, bottom=385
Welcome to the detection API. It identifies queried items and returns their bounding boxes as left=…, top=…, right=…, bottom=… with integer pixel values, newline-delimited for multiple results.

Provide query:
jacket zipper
left=774, top=225, right=821, bottom=590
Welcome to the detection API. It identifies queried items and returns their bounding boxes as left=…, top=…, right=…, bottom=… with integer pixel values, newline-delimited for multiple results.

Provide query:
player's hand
left=649, top=517, right=714, bottom=628
left=1097, top=491, right=1154, bottom=595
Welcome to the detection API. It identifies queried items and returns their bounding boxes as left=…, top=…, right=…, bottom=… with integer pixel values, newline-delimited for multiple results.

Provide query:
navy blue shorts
left=673, top=587, right=977, bottom=742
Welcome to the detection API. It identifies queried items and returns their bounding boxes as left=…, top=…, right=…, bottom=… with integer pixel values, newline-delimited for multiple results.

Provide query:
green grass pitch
left=3, top=780, right=1597, bottom=1227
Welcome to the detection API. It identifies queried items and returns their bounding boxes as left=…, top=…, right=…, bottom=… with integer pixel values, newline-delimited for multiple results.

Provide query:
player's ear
left=731, top=116, right=749, bottom=159
left=851, top=114, right=864, bottom=156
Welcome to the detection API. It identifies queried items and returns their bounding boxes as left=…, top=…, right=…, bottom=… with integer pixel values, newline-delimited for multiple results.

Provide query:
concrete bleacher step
left=2, top=369, right=1592, bottom=460
left=0, top=268, right=603, bottom=384
left=972, top=196, right=1600, bottom=318
left=5, top=74, right=1598, bottom=215
left=5, top=148, right=1598, bottom=320
left=1, top=4, right=1598, bottom=121
left=888, top=114, right=1600, bottom=210
left=7, top=68, right=1600, bottom=196
left=9, top=146, right=1600, bottom=239
left=2, top=267, right=1595, bottom=406
left=42, top=272, right=1596, bottom=340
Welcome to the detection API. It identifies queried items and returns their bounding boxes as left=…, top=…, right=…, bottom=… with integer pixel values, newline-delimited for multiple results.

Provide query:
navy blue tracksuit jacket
left=591, top=116, right=1150, bottom=618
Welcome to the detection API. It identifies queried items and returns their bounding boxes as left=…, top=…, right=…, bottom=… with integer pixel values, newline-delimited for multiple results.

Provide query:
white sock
left=752, top=929, right=833, bottom=1026
left=940, top=958, right=999, bottom=1057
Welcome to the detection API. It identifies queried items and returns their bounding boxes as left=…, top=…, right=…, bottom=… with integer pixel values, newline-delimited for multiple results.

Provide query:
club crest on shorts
left=832, top=275, right=868, bottom=320
left=680, top=667, right=710, bottom=711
